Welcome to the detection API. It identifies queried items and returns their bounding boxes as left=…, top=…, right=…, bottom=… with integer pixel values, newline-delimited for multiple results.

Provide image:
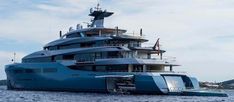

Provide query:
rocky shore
left=200, top=79, right=234, bottom=89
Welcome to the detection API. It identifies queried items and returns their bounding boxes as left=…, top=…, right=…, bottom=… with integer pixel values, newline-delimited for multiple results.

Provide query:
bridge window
left=48, top=46, right=58, bottom=50
left=66, top=33, right=82, bottom=38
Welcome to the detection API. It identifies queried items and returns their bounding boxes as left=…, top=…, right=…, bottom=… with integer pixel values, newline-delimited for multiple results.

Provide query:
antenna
left=59, top=31, right=62, bottom=38
left=95, top=0, right=101, bottom=11
left=11, top=52, right=16, bottom=63
left=116, top=26, right=119, bottom=36
left=140, top=28, right=142, bottom=36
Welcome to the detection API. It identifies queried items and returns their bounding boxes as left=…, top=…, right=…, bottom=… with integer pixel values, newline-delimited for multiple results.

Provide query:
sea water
left=0, top=86, right=233, bottom=102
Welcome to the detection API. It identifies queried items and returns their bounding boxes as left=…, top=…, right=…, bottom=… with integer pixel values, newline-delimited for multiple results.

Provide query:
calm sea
left=0, top=86, right=233, bottom=102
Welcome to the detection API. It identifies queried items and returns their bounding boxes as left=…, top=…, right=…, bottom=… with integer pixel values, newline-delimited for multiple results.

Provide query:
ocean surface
left=0, top=86, right=233, bottom=102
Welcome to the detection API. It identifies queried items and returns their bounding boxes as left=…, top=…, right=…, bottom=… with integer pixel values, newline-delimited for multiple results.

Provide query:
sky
left=0, top=0, right=233, bottom=82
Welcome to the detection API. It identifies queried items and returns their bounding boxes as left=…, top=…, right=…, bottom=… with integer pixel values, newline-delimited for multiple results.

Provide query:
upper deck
left=21, top=4, right=178, bottom=72
left=63, top=27, right=127, bottom=38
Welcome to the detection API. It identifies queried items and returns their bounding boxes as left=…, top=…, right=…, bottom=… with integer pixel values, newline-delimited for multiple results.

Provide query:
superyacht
left=5, top=4, right=227, bottom=97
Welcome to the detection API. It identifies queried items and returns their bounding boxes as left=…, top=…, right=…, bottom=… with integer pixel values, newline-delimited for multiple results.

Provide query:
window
left=133, top=65, right=143, bottom=72
left=95, top=41, right=105, bottom=47
left=66, top=33, right=81, bottom=38
left=68, top=65, right=129, bottom=72
left=68, top=66, right=93, bottom=71
left=128, top=41, right=141, bottom=47
left=48, top=46, right=58, bottom=50
left=106, top=65, right=128, bottom=72
left=25, top=69, right=33, bottom=73
left=95, top=52, right=102, bottom=59
left=43, top=68, right=57, bottom=73
left=59, top=43, right=80, bottom=49
left=25, top=69, right=41, bottom=73
left=75, top=53, right=95, bottom=62
left=96, top=66, right=107, bottom=72
left=107, top=51, right=121, bottom=58
left=80, top=42, right=94, bottom=47
left=13, top=69, right=24, bottom=74
left=51, top=56, right=55, bottom=62
left=23, top=57, right=51, bottom=63
left=13, top=69, right=41, bottom=74
left=44, top=47, right=49, bottom=50
left=17, top=78, right=33, bottom=81
left=63, top=54, right=74, bottom=60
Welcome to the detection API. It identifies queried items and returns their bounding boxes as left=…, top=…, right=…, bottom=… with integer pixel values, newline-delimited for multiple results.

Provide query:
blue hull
left=5, top=63, right=227, bottom=97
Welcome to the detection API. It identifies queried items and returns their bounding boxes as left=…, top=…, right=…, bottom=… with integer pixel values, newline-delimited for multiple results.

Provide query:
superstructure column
left=170, top=65, right=173, bottom=71
left=160, top=53, right=163, bottom=60
left=143, top=65, right=147, bottom=72
left=128, top=64, right=133, bottom=72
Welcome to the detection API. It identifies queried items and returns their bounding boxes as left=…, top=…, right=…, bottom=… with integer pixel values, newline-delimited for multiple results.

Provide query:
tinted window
left=48, top=46, right=57, bottom=50
left=66, top=33, right=81, bottom=38
left=68, top=66, right=93, bottom=71
left=13, top=69, right=24, bottom=74
left=14, top=69, right=41, bottom=74
left=43, top=68, right=57, bottom=73
left=80, top=42, right=94, bottom=47
left=63, top=55, right=74, bottom=60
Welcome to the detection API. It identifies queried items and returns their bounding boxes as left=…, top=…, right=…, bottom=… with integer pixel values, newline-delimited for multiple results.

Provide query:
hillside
left=220, top=79, right=234, bottom=89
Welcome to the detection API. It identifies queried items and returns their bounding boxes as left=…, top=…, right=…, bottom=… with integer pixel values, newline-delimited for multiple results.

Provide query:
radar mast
left=89, top=3, right=113, bottom=28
